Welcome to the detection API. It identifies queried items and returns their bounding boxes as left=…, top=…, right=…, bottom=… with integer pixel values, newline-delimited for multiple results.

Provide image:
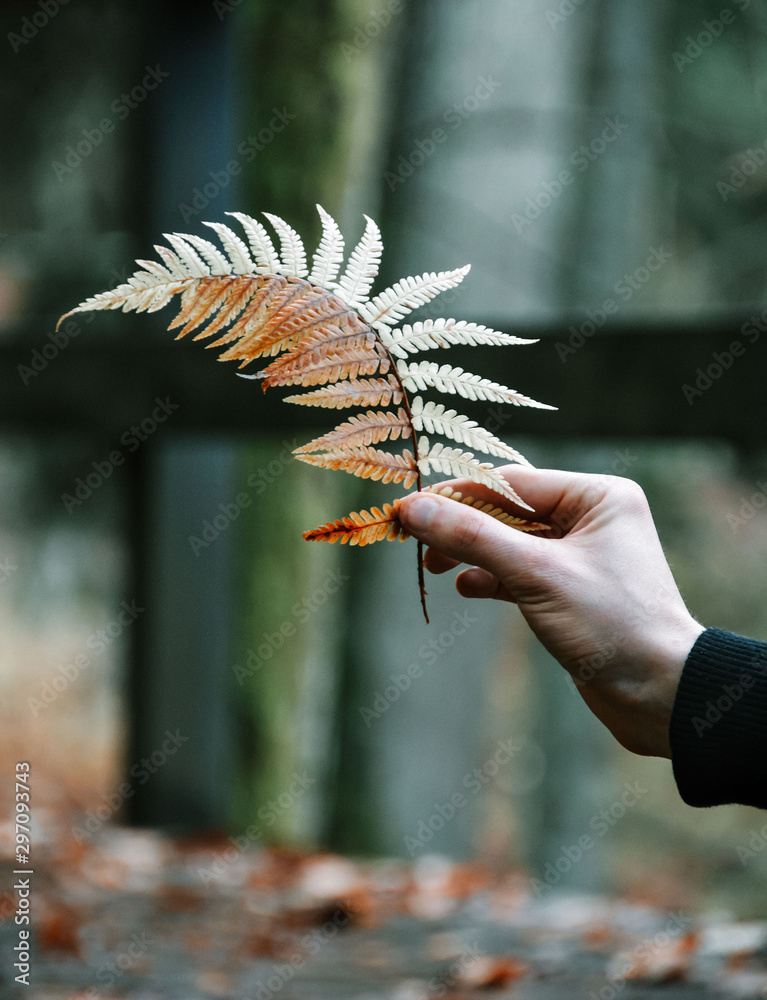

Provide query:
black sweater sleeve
left=669, top=628, right=767, bottom=809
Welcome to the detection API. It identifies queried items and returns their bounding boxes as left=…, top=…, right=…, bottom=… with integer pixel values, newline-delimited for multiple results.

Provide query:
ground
left=2, top=814, right=767, bottom=999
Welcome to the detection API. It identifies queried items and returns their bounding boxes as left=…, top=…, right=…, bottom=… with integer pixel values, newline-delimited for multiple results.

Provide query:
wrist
left=633, top=614, right=706, bottom=758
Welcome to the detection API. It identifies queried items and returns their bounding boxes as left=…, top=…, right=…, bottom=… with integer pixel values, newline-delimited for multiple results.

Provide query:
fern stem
left=416, top=539, right=429, bottom=624
left=374, top=333, right=429, bottom=624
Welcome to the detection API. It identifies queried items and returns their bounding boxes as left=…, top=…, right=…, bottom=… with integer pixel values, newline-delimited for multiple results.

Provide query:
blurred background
left=2, top=0, right=767, bottom=960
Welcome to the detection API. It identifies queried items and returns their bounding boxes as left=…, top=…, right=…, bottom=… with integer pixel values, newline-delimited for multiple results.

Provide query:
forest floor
left=2, top=812, right=767, bottom=1000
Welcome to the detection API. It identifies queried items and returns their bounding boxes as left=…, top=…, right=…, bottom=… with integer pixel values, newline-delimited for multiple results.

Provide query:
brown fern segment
left=166, top=273, right=372, bottom=368
left=426, top=487, right=550, bottom=532
left=170, top=275, right=255, bottom=339
left=284, top=376, right=403, bottom=409
left=259, top=345, right=390, bottom=388
left=221, top=281, right=369, bottom=364
left=170, top=274, right=276, bottom=341
left=303, top=503, right=408, bottom=546
left=295, top=409, right=412, bottom=454
left=248, top=311, right=374, bottom=366
left=296, top=446, right=418, bottom=488
left=303, top=488, right=550, bottom=548
left=259, top=330, right=381, bottom=383
left=223, top=281, right=338, bottom=361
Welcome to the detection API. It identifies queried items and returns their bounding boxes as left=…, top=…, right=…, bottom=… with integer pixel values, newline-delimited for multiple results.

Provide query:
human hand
left=398, top=468, right=705, bottom=758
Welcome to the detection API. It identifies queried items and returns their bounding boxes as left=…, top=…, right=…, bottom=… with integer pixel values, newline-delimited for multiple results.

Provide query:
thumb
left=398, top=491, right=540, bottom=584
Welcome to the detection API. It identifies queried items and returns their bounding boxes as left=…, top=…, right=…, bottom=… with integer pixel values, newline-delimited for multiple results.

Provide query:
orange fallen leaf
left=457, top=955, right=529, bottom=988
left=37, top=903, right=81, bottom=955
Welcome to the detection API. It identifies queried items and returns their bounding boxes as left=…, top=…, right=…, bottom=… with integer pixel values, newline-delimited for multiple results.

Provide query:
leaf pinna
left=58, top=206, right=556, bottom=622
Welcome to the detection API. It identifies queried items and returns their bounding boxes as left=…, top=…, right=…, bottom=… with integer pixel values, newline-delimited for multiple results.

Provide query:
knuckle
left=602, top=475, right=649, bottom=513
left=451, top=508, right=486, bottom=553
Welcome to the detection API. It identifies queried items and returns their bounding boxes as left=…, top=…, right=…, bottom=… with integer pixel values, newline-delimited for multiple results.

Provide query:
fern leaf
left=284, top=376, right=403, bottom=409
left=173, top=234, right=232, bottom=275
left=144, top=285, right=189, bottom=314
left=262, top=212, right=309, bottom=278
left=133, top=258, right=175, bottom=283
left=154, top=245, right=191, bottom=280
left=222, top=301, right=358, bottom=361
left=220, top=281, right=316, bottom=358
left=360, top=267, right=470, bottom=329
left=260, top=347, right=389, bottom=388
left=56, top=275, right=191, bottom=326
left=120, top=273, right=158, bottom=294
left=57, top=204, right=556, bottom=623
left=225, top=211, right=281, bottom=273
left=212, top=280, right=326, bottom=359
left=242, top=295, right=364, bottom=351
left=212, top=286, right=363, bottom=362
left=303, top=503, right=407, bottom=545
left=295, top=409, right=412, bottom=454
left=309, top=204, right=345, bottom=287
left=259, top=330, right=379, bottom=381
left=426, top=486, right=548, bottom=532
left=417, top=438, right=532, bottom=509
left=201, top=221, right=254, bottom=274
left=193, top=275, right=289, bottom=347
left=267, top=344, right=388, bottom=388
left=381, top=318, right=538, bottom=358
left=168, top=274, right=283, bottom=343
left=410, top=397, right=531, bottom=465
left=303, top=487, right=548, bottom=549
left=296, top=446, right=418, bottom=487
left=190, top=281, right=259, bottom=342
left=398, top=361, right=556, bottom=409
left=169, top=278, right=224, bottom=336
left=333, top=215, right=383, bottom=308
left=163, top=234, right=209, bottom=278
left=170, top=276, right=252, bottom=338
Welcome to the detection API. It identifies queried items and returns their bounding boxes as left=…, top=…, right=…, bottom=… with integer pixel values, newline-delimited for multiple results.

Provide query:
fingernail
left=402, top=495, right=439, bottom=532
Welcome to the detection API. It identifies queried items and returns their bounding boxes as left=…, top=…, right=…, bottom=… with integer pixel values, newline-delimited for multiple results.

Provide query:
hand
left=398, top=467, right=705, bottom=758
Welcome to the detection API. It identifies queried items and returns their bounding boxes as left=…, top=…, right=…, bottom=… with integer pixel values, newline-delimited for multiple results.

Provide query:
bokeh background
left=2, top=0, right=767, bottom=978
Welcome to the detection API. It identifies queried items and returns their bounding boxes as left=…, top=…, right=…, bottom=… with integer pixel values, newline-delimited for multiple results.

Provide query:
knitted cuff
left=670, top=627, right=767, bottom=809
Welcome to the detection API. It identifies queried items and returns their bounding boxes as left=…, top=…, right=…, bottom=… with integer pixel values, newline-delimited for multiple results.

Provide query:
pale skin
left=398, top=467, right=705, bottom=759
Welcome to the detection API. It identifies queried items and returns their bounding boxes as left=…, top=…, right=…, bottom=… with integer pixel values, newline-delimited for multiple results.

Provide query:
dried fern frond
left=381, top=318, right=539, bottom=358
left=296, top=445, right=418, bottom=488
left=259, top=330, right=381, bottom=383
left=417, top=439, right=530, bottom=509
left=302, top=487, right=549, bottom=548
left=303, top=503, right=407, bottom=546
left=424, top=486, right=549, bottom=533
left=359, top=267, right=471, bottom=328
left=260, top=346, right=389, bottom=389
left=398, top=361, right=557, bottom=409
left=283, top=376, right=403, bottom=410
left=295, top=409, right=412, bottom=454
left=58, top=205, right=556, bottom=622
left=411, top=398, right=530, bottom=466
